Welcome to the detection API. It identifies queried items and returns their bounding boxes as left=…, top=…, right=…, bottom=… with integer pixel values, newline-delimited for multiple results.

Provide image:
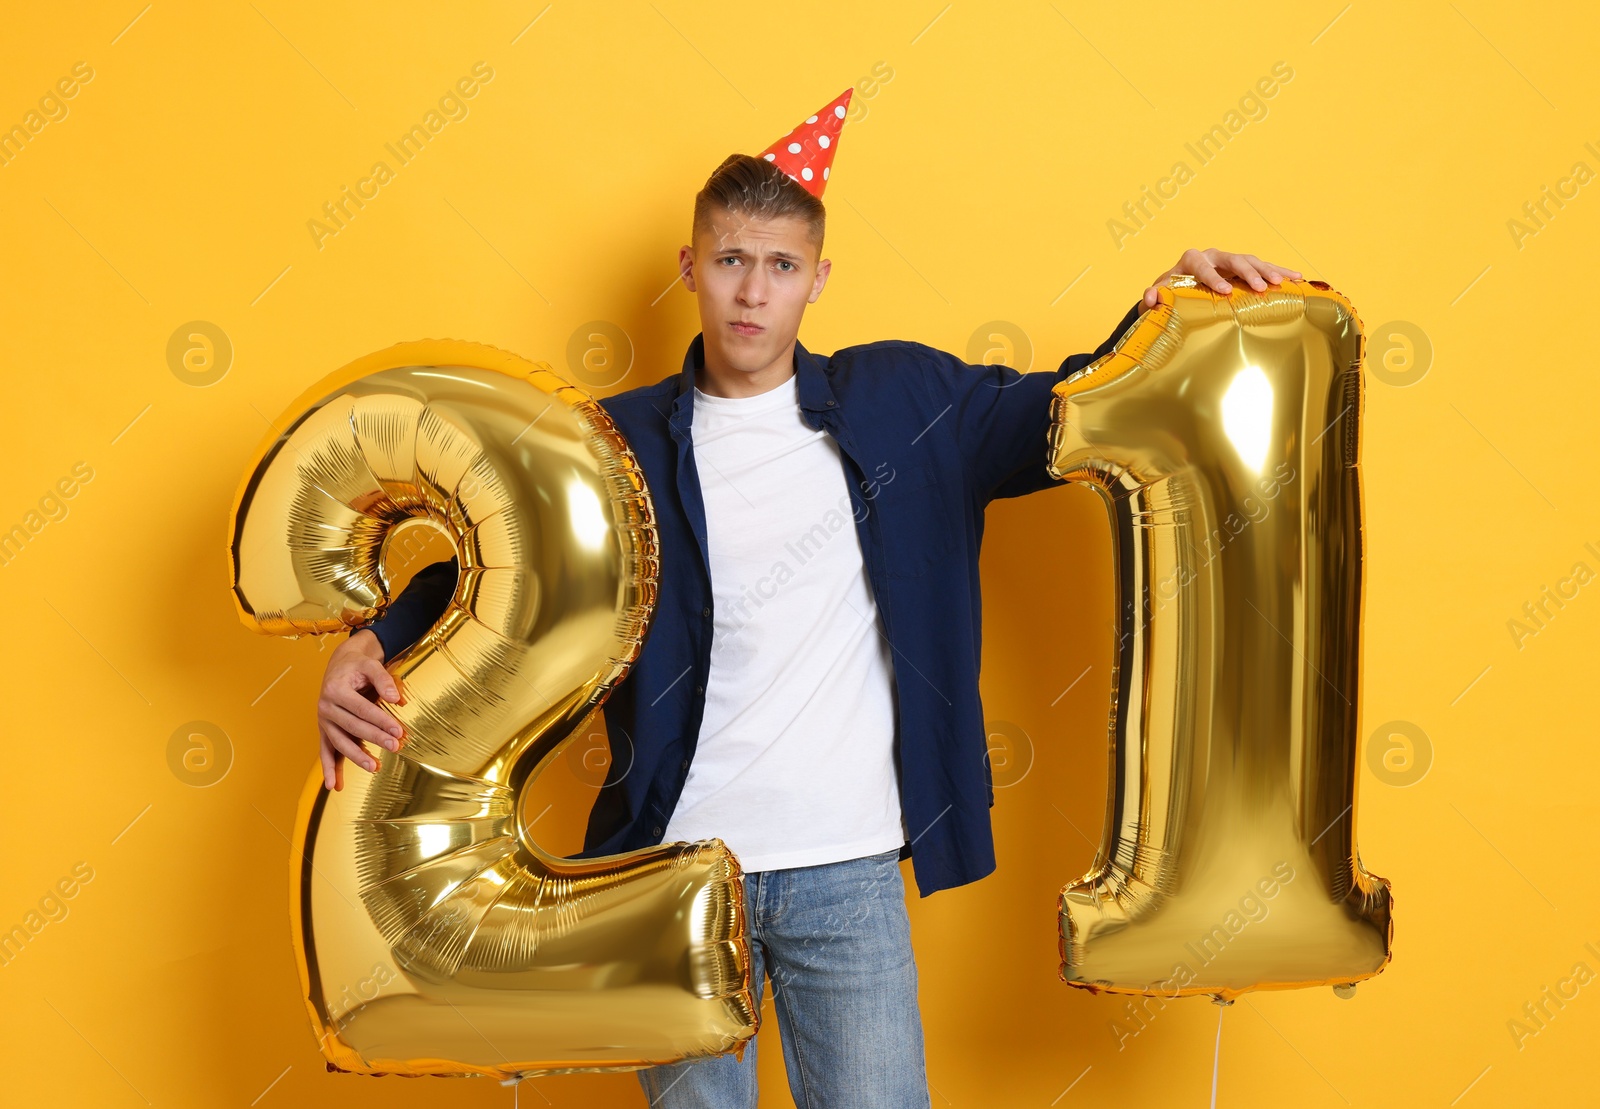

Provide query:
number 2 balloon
left=227, top=340, right=756, bottom=1078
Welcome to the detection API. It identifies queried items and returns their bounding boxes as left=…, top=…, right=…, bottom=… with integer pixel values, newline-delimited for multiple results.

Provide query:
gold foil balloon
left=227, top=340, right=755, bottom=1077
left=1049, top=278, right=1392, bottom=1000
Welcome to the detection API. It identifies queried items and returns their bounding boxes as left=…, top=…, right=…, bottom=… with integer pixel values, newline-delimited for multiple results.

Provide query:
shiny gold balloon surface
left=228, top=340, right=755, bottom=1078
left=1049, top=279, right=1392, bottom=1000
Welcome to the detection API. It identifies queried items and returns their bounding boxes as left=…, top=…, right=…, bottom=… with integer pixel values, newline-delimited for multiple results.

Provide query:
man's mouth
left=728, top=321, right=764, bottom=336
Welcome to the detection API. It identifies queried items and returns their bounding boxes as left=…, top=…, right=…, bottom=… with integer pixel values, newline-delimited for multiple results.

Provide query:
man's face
left=679, top=205, right=831, bottom=377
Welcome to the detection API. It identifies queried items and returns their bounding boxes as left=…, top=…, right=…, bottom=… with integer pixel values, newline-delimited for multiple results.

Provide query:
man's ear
left=808, top=257, right=831, bottom=304
left=678, top=244, right=697, bottom=292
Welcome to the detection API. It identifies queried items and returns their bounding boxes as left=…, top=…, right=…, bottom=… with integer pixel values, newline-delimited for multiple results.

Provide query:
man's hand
left=317, top=629, right=406, bottom=791
left=1141, top=248, right=1304, bottom=312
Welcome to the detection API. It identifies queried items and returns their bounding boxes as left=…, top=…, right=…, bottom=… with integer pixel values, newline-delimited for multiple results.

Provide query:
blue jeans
left=637, top=847, right=930, bottom=1108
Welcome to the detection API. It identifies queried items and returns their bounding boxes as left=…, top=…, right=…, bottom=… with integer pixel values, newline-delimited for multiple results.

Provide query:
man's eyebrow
left=712, top=245, right=806, bottom=262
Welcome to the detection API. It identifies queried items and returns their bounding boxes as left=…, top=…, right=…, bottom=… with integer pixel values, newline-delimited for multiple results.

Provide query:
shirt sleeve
left=933, top=299, right=1143, bottom=503
left=347, top=557, right=458, bottom=663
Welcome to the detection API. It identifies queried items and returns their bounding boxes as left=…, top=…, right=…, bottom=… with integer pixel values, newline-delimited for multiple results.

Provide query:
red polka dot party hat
left=757, top=88, right=853, bottom=198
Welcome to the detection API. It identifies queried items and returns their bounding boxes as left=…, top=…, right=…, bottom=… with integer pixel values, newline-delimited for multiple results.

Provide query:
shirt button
left=680, top=758, right=689, bottom=769
left=702, top=606, right=711, bottom=617
left=826, top=399, right=836, bottom=406
left=694, top=684, right=704, bottom=695
left=652, top=826, right=662, bottom=836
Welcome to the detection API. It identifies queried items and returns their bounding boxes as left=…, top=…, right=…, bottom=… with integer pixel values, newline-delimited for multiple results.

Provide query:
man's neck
left=696, top=334, right=799, bottom=399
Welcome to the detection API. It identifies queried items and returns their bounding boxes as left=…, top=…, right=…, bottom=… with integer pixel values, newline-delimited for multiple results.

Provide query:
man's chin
left=725, top=355, right=771, bottom=376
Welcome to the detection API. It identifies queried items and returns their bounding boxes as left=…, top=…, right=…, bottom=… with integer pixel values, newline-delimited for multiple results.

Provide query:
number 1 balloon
left=227, top=340, right=755, bottom=1077
left=1049, top=278, right=1393, bottom=1000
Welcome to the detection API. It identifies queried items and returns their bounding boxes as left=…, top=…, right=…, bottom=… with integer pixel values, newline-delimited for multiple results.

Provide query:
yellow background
left=2, top=2, right=1596, bottom=1105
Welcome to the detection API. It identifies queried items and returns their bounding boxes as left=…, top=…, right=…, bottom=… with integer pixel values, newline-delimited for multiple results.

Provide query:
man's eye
left=776, top=261, right=794, bottom=272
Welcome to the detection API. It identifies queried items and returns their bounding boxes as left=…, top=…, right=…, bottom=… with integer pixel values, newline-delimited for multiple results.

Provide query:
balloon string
left=1210, top=1003, right=1225, bottom=1108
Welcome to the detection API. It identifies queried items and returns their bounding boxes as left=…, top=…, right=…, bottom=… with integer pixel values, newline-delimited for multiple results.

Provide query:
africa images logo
left=307, top=62, right=495, bottom=250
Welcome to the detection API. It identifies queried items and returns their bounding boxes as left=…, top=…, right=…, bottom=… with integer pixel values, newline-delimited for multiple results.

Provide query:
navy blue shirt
left=356, top=302, right=1144, bottom=896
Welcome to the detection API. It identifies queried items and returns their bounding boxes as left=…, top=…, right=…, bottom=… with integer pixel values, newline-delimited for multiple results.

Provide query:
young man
left=315, top=89, right=1301, bottom=1107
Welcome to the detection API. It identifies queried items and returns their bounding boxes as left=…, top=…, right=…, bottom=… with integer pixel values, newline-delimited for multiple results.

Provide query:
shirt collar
left=671, top=332, right=836, bottom=428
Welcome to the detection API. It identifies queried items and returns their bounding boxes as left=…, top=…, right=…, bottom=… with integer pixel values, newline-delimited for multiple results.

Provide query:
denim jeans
left=636, top=847, right=930, bottom=1108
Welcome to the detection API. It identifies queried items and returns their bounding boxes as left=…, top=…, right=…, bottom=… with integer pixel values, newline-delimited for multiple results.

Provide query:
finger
left=333, top=679, right=405, bottom=740
left=1192, top=256, right=1232, bottom=294
left=326, top=700, right=402, bottom=752
left=325, top=693, right=401, bottom=749
left=358, top=658, right=403, bottom=705
left=319, top=724, right=349, bottom=790
left=1225, top=256, right=1270, bottom=292
left=321, top=716, right=377, bottom=771
left=1246, top=255, right=1302, bottom=284
left=319, top=740, right=339, bottom=791
left=326, top=723, right=381, bottom=773
left=1253, top=255, right=1303, bottom=279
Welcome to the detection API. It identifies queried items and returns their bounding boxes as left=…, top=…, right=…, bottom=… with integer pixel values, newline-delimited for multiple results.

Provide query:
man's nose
left=737, top=270, right=768, bottom=307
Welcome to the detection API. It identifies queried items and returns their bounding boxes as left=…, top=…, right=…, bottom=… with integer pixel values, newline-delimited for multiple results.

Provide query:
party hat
left=757, top=88, right=852, bottom=197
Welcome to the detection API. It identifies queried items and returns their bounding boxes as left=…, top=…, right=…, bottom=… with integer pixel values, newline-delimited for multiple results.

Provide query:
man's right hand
left=317, top=629, right=406, bottom=791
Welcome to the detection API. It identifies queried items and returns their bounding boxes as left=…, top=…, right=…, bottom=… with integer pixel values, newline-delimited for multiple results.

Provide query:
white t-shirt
left=661, top=369, right=907, bottom=872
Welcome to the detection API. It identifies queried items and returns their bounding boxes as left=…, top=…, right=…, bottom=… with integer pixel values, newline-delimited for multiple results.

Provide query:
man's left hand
left=1140, top=248, right=1304, bottom=313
